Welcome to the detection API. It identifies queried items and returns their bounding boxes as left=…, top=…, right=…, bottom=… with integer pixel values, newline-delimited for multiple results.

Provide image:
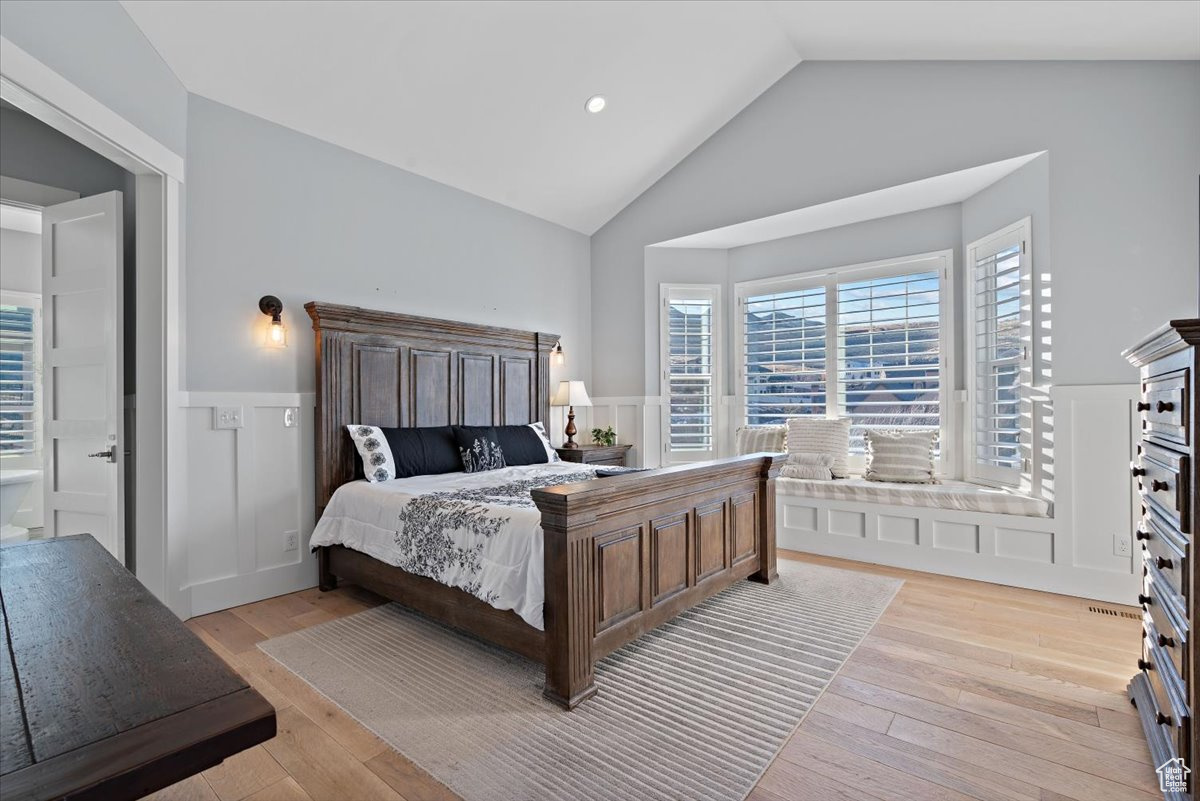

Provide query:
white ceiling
left=121, top=1, right=1199, bottom=234
left=653, top=152, right=1046, bottom=249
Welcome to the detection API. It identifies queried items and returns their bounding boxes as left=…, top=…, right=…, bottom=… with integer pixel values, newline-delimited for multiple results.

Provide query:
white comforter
left=309, top=463, right=607, bottom=630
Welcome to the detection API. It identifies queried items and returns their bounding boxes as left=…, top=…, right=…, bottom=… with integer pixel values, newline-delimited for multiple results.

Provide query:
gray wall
left=0, top=0, right=187, bottom=155
left=592, top=61, right=1200, bottom=396
left=0, top=228, right=39, bottom=294
left=185, top=95, right=592, bottom=394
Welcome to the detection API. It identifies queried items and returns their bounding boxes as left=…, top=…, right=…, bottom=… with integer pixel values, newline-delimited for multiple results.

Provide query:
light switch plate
left=214, top=406, right=244, bottom=429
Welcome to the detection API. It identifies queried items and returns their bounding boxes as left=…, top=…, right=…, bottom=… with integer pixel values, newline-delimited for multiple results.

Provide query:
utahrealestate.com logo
left=1158, top=757, right=1190, bottom=793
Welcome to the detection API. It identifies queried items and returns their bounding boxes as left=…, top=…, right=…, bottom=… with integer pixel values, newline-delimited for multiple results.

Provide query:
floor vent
left=1088, top=605, right=1140, bottom=620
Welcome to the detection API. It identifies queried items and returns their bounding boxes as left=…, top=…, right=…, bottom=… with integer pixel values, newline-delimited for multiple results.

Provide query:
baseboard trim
left=187, top=559, right=318, bottom=618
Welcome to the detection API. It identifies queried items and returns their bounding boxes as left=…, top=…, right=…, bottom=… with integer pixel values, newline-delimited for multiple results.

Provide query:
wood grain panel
left=352, top=346, right=402, bottom=428
left=696, top=501, right=728, bottom=582
left=408, top=349, right=451, bottom=427
left=595, top=527, right=643, bottom=631
left=651, top=514, right=689, bottom=605
left=0, top=598, right=31, bottom=774
left=500, top=357, right=534, bottom=425
left=457, top=353, right=495, bottom=426
left=731, top=491, right=758, bottom=565
left=0, top=535, right=275, bottom=800
left=305, top=302, right=558, bottom=510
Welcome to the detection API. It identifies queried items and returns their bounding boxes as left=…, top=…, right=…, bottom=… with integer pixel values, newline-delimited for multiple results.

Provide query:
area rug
left=259, top=559, right=902, bottom=801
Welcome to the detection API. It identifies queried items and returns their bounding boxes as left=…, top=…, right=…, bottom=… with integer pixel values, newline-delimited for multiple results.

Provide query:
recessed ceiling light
left=585, top=95, right=606, bottom=114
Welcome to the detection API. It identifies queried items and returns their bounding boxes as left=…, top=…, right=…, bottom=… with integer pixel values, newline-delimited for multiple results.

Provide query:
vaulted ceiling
left=121, top=1, right=1199, bottom=234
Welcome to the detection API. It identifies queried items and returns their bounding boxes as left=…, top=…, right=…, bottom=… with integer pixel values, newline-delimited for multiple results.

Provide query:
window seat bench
left=772, top=476, right=1088, bottom=601
left=775, top=477, right=1049, bottom=518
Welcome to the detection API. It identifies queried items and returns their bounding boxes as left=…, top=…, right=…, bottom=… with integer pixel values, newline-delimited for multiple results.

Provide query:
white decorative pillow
left=786, top=417, right=852, bottom=478
left=346, top=424, right=397, bottom=482
left=734, top=425, right=787, bottom=455
left=528, top=421, right=561, bottom=462
left=864, top=430, right=938, bottom=484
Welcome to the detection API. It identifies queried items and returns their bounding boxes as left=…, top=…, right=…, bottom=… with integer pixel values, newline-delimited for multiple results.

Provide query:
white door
left=41, top=192, right=124, bottom=560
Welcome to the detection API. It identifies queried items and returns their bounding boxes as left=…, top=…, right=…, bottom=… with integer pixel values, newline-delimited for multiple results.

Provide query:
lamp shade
left=551, top=380, right=592, bottom=408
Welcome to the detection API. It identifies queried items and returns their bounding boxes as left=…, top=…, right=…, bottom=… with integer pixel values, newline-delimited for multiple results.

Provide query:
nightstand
left=555, top=443, right=632, bottom=467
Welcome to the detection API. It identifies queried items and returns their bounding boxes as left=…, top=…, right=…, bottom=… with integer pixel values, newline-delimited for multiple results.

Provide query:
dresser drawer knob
left=1137, top=401, right=1152, bottom=412
left=1139, top=657, right=1153, bottom=671
left=1131, top=465, right=1147, bottom=477
left=1156, top=556, right=1173, bottom=570
left=1159, top=632, right=1177, bottom=648
left=1156, top=400, right=1175, bottom=413
left=1139, top=593, right=1152, bottom=606
left=1152, top=479, right=1170, bottom=492
left=1157, top=712, right=1173, bottom=726
left=1136, top=529, right=1151, bottom=541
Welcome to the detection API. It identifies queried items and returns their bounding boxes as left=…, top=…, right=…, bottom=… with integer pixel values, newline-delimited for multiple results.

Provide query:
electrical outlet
left=1113, top=531, right=1132, bottom=557
left=284, top=530, right=299, bottom=552
left=214, top=405, right=244, bottom=430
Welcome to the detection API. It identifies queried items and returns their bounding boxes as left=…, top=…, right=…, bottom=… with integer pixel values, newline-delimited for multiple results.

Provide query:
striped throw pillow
left=786, top=417, right=852, bottom=478
left=735, top=425, right=787, bottom=455
left=864, top=430, right=938, bottom=484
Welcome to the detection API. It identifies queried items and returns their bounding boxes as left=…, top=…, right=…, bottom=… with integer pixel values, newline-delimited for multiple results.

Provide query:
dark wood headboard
left=305, top=302, right=559, bottom=511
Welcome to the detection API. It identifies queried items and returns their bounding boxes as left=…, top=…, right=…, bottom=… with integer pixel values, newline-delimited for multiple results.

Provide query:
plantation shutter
left=971, top=226, right=1028, bottom=485
left=0, top=302, right=38, bottom=455
left=742, top=286, right=827, bottom=426
left=835, top=271, right=941, bottom=454
left=662, top=286, right=718, bottom=462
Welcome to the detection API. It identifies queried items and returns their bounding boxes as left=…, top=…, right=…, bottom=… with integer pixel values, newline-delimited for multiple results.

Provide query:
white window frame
left=0, top=289, right=43, bottom=460
left=660, top=283, right=722, bottom=464
left=965, top=217, right=1032, bottom=488
left=735, top=250, right=956, bottom=477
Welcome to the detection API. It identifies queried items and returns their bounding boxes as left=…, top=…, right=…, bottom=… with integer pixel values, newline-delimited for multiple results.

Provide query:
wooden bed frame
left=306, top=301, right=784, bottom=708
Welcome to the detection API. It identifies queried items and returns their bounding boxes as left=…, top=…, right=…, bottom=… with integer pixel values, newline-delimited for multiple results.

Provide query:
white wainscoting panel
left=586, top=396, right=661, bottom=467
left=182, top=392, right=316, bottom=616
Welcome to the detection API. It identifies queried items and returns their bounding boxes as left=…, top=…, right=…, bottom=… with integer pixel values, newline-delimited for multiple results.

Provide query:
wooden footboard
left=532, top=453, right=785, bottom=708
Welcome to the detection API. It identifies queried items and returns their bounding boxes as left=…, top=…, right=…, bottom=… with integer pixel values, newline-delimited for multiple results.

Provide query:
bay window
left=737, top=252, right=953, bottom=472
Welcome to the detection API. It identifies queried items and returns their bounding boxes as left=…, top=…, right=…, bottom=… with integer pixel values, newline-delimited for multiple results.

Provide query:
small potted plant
left=591, top=426, right=617, bottom=447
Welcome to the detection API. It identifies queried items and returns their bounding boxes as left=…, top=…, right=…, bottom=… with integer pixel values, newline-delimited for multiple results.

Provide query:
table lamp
left=550, top=380, right=592, bottom=449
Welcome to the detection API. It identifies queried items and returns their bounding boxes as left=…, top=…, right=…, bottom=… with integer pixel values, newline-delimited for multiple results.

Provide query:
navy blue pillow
left=453, top=425, right=549, bottom=472
left=379, top=426, right=463, bottom=478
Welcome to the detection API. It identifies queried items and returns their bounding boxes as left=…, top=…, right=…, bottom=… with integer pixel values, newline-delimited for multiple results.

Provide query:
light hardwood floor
left=152, top=551, right=1158, bottom=801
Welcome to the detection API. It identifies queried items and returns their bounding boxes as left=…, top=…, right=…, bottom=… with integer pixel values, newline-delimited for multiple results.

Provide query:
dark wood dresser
left=555, top=443, right=632, bottom=466
left=1126, top=319, right=1200, bottom=799
left=0, top=535, right=275, bottom=801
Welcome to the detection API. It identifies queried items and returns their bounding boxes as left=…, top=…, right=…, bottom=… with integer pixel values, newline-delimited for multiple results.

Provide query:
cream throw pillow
left=785, top=417, right=851, bottom=478
left=781, top=452, right=834, bottom=480
left=864, top=430, right=938, bottom=484
left=734, top=425, right=787, bottom=455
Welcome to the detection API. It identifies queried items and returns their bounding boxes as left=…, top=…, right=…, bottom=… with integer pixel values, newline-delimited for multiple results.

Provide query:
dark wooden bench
left=0, top=535, right=275, bottom=801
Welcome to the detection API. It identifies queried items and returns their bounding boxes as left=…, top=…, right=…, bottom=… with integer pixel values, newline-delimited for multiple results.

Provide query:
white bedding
left=310, top=462, right=608, bottom=630
left=775, top=476, right=1049, bottom=517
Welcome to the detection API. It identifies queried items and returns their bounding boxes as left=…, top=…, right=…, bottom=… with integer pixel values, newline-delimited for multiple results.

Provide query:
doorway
left=1, top=42, right=186, bottom=615
left=0, top=103, right=134, bottom=565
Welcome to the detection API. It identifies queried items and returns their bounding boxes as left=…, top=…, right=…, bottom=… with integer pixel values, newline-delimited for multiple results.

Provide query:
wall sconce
left=552, top=341, right=565, bottom=367
left=259, top=295, right=287, bottom=348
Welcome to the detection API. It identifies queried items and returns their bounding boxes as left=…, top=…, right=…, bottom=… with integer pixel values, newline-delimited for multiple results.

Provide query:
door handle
left=88, top=446, right=117, bottom=463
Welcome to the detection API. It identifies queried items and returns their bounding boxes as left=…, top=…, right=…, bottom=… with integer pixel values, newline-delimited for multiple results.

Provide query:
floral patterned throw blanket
left=310, top=462, right=633, bottom=630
